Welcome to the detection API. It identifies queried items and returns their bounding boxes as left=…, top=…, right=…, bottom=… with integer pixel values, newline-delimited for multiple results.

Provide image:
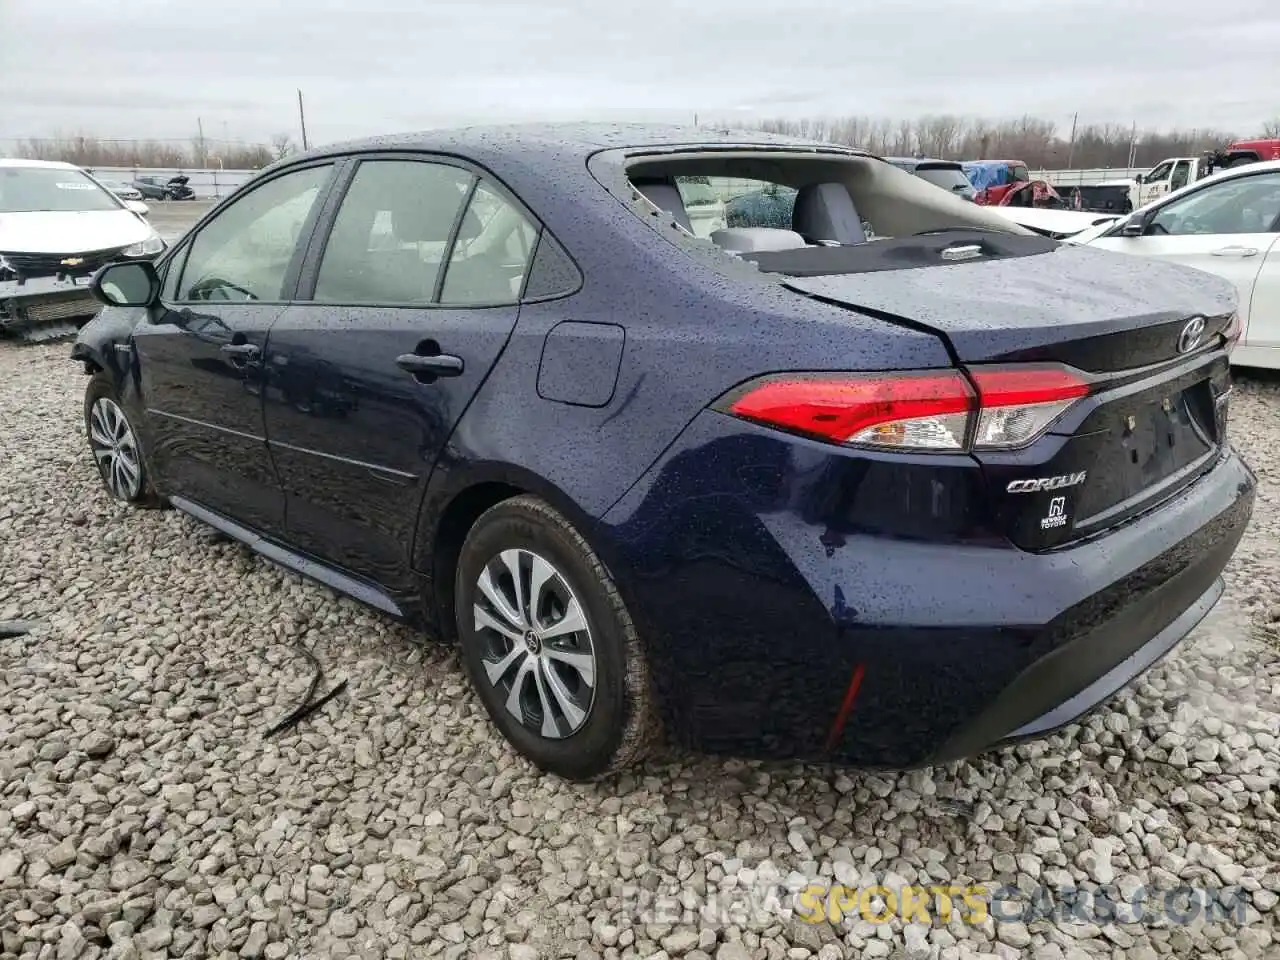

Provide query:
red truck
left=1208, top=138, right=1280, bottom=170
left=959, top=160, right=1031, bottom=205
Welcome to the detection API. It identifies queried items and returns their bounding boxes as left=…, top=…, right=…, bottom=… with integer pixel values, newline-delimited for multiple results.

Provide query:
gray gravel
left=1, top=344, right=1278, bottom=960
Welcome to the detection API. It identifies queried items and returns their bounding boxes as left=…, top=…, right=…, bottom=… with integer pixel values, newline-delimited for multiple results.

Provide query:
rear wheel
left=84, top=373, right=164, bottom=508
left=454, top=495, right=659, bottom=781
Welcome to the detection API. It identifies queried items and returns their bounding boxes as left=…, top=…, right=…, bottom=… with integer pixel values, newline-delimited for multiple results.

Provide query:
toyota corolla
left=73, top=124, right=1253, bottom=780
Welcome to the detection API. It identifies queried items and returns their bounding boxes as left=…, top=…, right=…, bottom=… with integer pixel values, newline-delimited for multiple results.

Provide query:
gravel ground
left=1, top=344, right=1278, bottom=960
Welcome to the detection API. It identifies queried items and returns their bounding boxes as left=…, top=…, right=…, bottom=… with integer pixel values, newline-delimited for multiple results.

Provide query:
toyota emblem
left=1177, top=316, right=1206, bottom=354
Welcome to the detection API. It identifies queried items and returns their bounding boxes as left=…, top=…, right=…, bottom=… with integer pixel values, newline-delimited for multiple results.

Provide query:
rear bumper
left=932, top=557, right=1225, bottom=764
left=600, top=409, right=1255, bottom=767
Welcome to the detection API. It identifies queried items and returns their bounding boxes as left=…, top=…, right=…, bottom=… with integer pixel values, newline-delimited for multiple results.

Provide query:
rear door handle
left=1210, top=246, right=1259, bottom=257
left=396, top=353, right=464, bottom=377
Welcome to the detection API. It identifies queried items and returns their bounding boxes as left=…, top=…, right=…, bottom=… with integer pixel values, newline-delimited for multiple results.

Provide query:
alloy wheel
left=473, top=548, right=597, bottom=739
left=88, top=397, right=143, bottom=501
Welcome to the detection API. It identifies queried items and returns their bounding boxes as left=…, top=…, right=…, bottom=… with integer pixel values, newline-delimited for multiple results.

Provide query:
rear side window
left=522, top=231, right=581, bottom=299
left=439, top=181, right=539, bottom=305
left=314, top=160, right=474, bottom=305
left=176, top=164, right=332, bottom=302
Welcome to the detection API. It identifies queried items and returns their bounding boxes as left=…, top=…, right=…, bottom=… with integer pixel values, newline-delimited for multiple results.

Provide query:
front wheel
left=454, top=495, right=660, bottom=781
left=84, top=373, right=164, bottom=508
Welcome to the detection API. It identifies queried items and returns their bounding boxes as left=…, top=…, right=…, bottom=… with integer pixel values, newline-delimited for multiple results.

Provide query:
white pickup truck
left=1127, top=157, right=1208, bottom=207
left=1052, top=152, right=1268, bottom=214
left=1055, top=157, right=1206, bottom=214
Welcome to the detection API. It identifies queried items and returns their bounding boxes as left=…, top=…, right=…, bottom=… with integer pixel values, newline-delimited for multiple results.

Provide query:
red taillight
left=720, top=365, right=1091, bottom=452
left=968, top=366, right=1090, bottom=450
left=726, top=371, right=974, bottom=451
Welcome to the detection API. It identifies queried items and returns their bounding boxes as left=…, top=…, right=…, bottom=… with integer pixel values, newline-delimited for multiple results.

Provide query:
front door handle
left=396, top=353, right=464, bottom=377
left=221, top=342, right=261, bottom=360
left=1210, top=246, right=1259, bottom=257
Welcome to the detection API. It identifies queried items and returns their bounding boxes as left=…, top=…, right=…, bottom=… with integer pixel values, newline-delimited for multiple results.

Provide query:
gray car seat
left=633, top=178, right=693, bottom=232
left=791, top=182, right=867, bottom=245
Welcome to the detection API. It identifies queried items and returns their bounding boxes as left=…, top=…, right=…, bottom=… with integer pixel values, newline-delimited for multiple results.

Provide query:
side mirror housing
left=1120, top=214, right=1146, bottom=237
left=91, top=260, right=160, bottom=308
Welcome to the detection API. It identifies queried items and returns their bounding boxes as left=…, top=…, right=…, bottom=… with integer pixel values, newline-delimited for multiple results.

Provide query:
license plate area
left=1072, top=381, right=1215, bottom=527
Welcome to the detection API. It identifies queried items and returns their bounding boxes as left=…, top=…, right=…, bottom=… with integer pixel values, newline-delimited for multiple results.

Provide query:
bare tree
left=1262, top=118, right=1280, bottom=139
left=746, top=114, right=1250, bottom=168
left=10, top=134, right=273, bottom=169
left=271, top=133, right=296, bottom=160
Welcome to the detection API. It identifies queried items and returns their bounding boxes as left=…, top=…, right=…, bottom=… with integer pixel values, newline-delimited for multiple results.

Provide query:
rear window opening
left=623, top=151, right=1051, bottom=277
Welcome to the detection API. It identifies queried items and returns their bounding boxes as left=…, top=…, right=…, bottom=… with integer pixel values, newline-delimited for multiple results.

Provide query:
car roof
left=271, top=122, right=871, bottom=182
left=0, top=158, right=79, bottom=170
left=258, top=123, right=879, bottom=243
left=885, top=156, right=959, bottom=167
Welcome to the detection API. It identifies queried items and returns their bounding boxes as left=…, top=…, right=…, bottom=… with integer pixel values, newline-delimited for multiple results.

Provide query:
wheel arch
left=70, top=340, right=108, bottom=376
left=416, top=463, right=614, bottom=643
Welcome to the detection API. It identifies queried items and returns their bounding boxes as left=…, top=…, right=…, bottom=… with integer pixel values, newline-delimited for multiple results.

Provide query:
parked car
left=132, top=174, right=196, bottom=201
left=95, top=178, right=145, bottom=203
left=961, top=159, right=1031, bottom=204
left=884, top=157, right=977, bottom=200
left=0, top=158, right=164, bottom=341
left=75, top=124, right=1252, bottom=780
left=1072, top=159, right=1280, bottom=369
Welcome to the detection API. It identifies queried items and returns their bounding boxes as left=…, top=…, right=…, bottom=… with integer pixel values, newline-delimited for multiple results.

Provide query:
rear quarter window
left=522, top=230, right=581, bottom=300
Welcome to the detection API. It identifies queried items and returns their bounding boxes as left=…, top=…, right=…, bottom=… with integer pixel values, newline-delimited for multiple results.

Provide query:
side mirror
left=1120, top=214, right=1146, bottom=237
left=91, top=260, right=160, bottom=308
left=125, top=199, right=150, bottom=217
left=1133, top=173, right=1145, bottom=184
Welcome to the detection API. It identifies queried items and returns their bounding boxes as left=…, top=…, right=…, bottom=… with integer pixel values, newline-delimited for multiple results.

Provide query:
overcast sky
left=2, top=0, right=1278, bottom=150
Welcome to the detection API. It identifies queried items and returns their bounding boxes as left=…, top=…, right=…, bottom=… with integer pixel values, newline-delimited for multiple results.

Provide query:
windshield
left=915, top=164, right=977, bottom=198
left=0, top=167, right=123, bottom=213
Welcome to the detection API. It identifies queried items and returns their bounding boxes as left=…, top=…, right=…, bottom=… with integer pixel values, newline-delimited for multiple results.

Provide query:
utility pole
left=1065, top=112, right=1078, bottom=168
left=297, top=89, right=309, bottom=151
left=196, top=116, right=207, bottom=166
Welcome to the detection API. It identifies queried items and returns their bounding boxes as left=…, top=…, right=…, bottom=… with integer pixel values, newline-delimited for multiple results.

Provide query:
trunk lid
left=781, top=243, right=1237, bottom=550
left=780, top=242, right=1236, bottom=370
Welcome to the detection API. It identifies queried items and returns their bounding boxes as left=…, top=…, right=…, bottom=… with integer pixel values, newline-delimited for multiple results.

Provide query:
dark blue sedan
left=74, top=124, right=1254, bottom=781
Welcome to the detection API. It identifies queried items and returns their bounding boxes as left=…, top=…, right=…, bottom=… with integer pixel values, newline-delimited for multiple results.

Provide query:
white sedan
left=1069, top=160, right=1280, bottom=369
left=0, top=158, right=164, bottom=341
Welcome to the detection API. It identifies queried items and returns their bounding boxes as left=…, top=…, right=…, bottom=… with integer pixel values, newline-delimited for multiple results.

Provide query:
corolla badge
left=1006, top=471, right=1087, bottom=494
left=1177, top=316, right=1206, bottom=354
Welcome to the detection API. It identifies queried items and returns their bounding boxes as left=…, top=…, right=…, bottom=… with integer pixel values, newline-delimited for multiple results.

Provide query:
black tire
left=454, top=495, right=659, bottom=781
left=84, top=372, right=165, bottom=508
